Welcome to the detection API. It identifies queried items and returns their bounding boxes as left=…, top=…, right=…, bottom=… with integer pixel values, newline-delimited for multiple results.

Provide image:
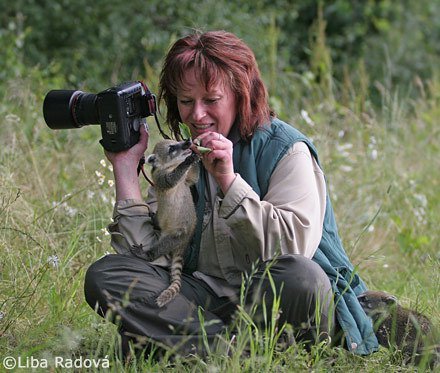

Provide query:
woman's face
left=176, top=68, right=237, bottom=139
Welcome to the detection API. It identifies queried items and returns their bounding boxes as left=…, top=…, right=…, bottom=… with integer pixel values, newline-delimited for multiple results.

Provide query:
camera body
left=43, top=81, right=156, bottom=152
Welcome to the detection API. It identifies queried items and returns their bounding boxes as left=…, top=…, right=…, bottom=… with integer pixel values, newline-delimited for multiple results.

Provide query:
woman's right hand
left=105, top=125, right=149, bottom=169
left=105, top=125, right=149, bottom=201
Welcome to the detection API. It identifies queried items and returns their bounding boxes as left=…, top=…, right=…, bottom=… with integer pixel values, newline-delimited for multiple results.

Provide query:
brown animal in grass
left=358, top=290, right=439, bottom=367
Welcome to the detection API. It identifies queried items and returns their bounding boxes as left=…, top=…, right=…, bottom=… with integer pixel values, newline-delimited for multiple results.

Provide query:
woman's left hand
left=193, top=131, right=236, bottom=193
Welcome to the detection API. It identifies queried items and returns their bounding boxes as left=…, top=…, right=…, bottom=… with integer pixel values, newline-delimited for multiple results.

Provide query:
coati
left=131, top=139, right=199, bottom=307
left=358, top=290, right=439, bottom=367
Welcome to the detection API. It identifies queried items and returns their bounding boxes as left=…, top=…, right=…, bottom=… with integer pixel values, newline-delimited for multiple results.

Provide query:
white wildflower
left=47, top=255, right=60, bottom=268
left=339, top=165, right=353, bottom=172
left=338, top=130, right=345, bottom=138
left=64, top=205, right=78, bottom=217
left=368, top=225, right=375, bottom=232
left=60, top=202, right=76, bottom=217
left=414, top=193, right=428, bottom=208
left=99, top=251, right=112, bottom=259
left=414, top=207, right=427, bottom=225
left=101, top=228, right=110, bottom=236
left=86, top=190, right=95, bottom=199
left=383, top=264, right=389, bottom=268
left=107, top=164, right=113, bottom=172
left=108, top=179, right=114, bottom=187
left=100, top=159, right=107, bottom=168
left=412, top=194, right=428, bottom=225
left=96, top=236, right=102, bottom=242
left=336, top=143, right=353, bottom=158
left=5, top=114, right=21, bottom=123
left=100, top=192, right=109, bottom=203
left=336, top=143, right=353, bottom=151
left=368, top=136, right=378, bottom=160
left=95, top=170, right=105, bottom=185
left=300, top=109, right=315, bottom=126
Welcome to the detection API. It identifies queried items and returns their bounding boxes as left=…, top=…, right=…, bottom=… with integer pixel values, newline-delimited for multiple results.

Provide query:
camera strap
left=139, top=81, right=170, bottom=140
left=154, top=111, right=171, bottom=140
left=137, top=156, right=154, bottom=186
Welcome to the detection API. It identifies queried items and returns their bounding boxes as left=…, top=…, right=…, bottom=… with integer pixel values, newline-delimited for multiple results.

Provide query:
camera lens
left=43, top=90, right=99, bottom=129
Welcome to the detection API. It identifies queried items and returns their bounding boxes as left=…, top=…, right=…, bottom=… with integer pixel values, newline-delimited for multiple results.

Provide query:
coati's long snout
left=358, top=290, right=397, bottom=316
left=182, top=139, right=192, bottom=149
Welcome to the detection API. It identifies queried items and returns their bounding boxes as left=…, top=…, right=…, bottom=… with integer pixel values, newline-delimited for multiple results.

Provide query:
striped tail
left=156, top=254, right=183, bottom=307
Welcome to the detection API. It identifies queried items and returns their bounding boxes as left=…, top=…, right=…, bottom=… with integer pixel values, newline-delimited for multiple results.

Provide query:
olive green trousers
left=84, top=254, right=334, bottom=357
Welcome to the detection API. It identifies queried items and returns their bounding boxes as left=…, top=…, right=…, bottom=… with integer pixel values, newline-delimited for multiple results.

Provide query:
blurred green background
left=2, top=0, right=439, bottom=95
left=1, top=1, right=439, bottom=370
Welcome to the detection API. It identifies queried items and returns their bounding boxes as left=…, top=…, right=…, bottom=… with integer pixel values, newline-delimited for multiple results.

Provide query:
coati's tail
left=156, top=255, right=183, bottom=307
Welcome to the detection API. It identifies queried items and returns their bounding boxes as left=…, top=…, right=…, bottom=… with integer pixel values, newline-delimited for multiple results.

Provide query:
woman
left=84, top=30, right=378, bottom=357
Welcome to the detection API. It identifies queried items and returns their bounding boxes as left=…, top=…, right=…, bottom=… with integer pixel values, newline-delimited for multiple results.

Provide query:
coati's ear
left=147, top=154, right=157, bottom=166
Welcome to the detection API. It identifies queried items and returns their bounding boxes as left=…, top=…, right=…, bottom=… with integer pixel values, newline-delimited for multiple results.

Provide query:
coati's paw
left=130, top=244, right=146, bottom=259
left=130, top=244, right=157, bottom=262
left=145, top=249, right=158, bottom=262
left=184, top=152, right=200, bottom=165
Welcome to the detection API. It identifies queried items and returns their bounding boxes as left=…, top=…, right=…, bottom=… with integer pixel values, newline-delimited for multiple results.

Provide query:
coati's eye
left=147, top=154, right=156, bottom=164
left=168, top=145, right=177, bottom=154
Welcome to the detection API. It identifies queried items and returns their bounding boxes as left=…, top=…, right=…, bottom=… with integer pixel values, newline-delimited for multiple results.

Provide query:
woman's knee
left=84, top=254, right=120, bottom=294
left=254, top=255, right=333, bottom=317
left=255, top=255, right=334, bottom=340
left=84, top=254, right=168, bottom=312
left=84, top=255, right=117, bottom=312
left=264, top=255, right=331, bottom=294
left=84, top=255, right=110, bottom=290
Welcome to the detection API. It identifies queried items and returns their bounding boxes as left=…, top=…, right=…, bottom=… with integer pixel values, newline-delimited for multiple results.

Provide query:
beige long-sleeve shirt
left=107, top=141, right=326, bottom=293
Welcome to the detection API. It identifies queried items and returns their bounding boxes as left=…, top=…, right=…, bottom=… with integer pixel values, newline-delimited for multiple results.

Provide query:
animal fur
left=358, top=290, right=439, bottom=367
left=131, top=139, right=199, bottom=307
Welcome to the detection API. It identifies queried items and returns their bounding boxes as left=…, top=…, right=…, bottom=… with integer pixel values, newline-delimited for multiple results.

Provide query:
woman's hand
left=105, top=125, right=149, bottom=201
left=193, top=131, right=236, bottom=194
left=105, top=125, right=149, bottom=168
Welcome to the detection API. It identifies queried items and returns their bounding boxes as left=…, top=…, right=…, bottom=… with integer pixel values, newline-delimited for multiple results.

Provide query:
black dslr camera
left=43, top=81, right=157, bottom=152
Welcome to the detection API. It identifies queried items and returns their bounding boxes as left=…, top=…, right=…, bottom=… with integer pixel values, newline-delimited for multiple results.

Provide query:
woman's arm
left=104, top=126, right=160, bottom=256
left=105, top=126, right=149, bottom=201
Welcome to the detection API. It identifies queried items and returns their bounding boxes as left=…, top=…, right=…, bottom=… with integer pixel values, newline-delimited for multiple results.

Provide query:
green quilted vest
left=232, top=117, right=379, bottom=355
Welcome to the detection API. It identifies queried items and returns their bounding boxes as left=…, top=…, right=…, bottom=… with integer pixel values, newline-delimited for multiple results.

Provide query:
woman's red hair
left=158, top=30, right=272, bottom=140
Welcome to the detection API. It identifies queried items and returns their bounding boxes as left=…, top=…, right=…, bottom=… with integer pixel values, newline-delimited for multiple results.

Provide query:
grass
left=1, top=58, right=439, bottom=371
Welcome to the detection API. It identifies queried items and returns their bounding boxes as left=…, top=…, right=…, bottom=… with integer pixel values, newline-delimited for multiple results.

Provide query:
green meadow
left=1, top=1, right=439, bottom=371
